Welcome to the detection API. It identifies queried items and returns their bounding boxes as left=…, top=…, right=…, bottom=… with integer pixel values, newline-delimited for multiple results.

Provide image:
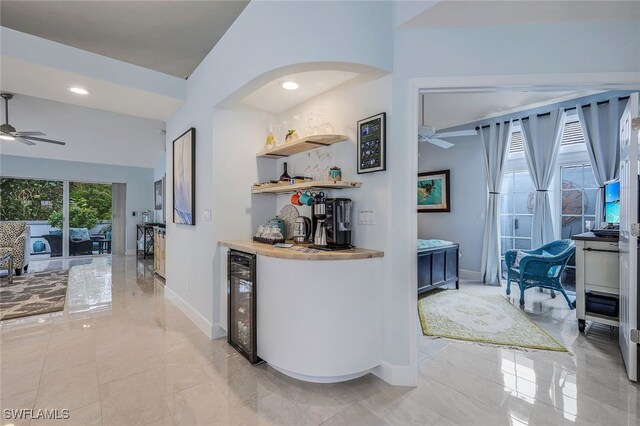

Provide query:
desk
left=572, top=232, right=619, bottom=332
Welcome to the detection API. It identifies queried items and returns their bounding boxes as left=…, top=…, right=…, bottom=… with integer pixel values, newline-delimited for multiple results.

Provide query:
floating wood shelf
left=256, top=134, right=348, bottom=158
left=252, top=180, right=361, bottom=194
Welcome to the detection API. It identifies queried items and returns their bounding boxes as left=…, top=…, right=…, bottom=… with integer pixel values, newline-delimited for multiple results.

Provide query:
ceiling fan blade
left=433, top=129, right=478, bottom=138
left=429, top=138, right=455, bottom=149
left=15, top=131, right=46, bottom=136
left=16, top=137, right=36, bottom=146
left=21, top=135, right=66, bottom=146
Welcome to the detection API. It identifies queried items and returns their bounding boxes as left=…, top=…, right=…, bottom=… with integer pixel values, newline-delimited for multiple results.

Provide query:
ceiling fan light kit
left=0, top=93, right=67, bottom=146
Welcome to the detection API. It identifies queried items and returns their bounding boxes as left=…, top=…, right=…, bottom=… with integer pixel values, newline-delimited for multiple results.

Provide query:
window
left=500, top=170, right=534, bottom=255
left=509, top=114, right=585, bottom=154
left=560, top=164, right=598, bottom=239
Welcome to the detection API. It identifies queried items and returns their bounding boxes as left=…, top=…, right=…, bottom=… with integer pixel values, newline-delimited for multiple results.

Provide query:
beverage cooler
left=227, top=250, right=260, bottom=364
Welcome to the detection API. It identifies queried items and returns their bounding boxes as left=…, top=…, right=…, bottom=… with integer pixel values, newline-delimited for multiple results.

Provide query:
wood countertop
left=219, top=240, right=384, bottom=261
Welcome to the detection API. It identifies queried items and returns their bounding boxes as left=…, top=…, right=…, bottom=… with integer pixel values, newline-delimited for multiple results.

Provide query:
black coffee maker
left=325, top=198, right=352, bottom=249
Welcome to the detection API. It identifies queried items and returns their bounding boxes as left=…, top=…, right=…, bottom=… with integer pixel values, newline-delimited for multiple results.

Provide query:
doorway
left=408, top=74, right=640, bottom=389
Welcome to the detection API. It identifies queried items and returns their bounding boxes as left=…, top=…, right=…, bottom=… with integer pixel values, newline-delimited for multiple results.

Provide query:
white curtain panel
left=578, top=97, right=627, bottom=224
left=521, top=110, right=564, bottom=248
left=480, top=121, right=512, bottom=285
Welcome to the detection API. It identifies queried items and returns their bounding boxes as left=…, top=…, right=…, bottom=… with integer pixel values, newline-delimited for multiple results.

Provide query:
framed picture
left=173, top=127, right=196, bottom=225
left=154, top=179, right=163, bottom=211
left=417, top=169, right=450, bottom=213
left=357, top=112, right=386, bottom=174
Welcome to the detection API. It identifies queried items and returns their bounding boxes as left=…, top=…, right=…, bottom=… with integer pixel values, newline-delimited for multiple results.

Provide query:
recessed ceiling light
left=281, top=81, right=299, bottom=91
left=68, top=87, right=89, bottom=95
left=0, top=133, right=15, bottom=141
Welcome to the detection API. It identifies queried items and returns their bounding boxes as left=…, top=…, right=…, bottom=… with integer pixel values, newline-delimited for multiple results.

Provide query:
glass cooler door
left=227, top=250, right=259, bottom=364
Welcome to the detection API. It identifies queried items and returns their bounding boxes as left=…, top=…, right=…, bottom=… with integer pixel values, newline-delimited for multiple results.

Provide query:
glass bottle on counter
left=279, top=162, right=291, bottom=183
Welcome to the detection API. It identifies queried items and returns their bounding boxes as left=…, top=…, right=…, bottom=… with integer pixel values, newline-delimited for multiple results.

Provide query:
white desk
left=573, top=232, right=620, bottom=332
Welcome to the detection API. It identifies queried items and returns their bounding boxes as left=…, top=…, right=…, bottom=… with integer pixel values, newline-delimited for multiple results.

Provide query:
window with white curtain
left=560, top=164, right=598, bottom=239
left=500, top=170, right=534, bottom=255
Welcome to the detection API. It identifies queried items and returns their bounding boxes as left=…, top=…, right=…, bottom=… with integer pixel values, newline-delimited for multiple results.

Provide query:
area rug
left=0, top=270, right=69, bottom=320
left=418, top=289, right=567, bottom=352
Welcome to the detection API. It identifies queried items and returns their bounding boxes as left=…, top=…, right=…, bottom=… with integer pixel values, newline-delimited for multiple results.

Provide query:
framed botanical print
left=173, top=127, right=196, bottom=225
left=417, top=170, right=450, bottom=213
left=357, top=112, right=386, bottom=174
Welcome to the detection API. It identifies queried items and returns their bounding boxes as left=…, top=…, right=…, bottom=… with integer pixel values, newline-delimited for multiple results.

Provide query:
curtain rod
left=475, top=96, right=630, bottom=127
left=564, top=96, right=629, bottom=112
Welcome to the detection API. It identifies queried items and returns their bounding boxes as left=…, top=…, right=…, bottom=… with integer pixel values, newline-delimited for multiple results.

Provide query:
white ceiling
left=0, top=0, right=249, bottom=78
left=1, top=56, right=183, bottom=122
left=422, top=90, right=600, bottom=130
left=239, top=70, right=361, bottom=114
left=0, top=94, right=165, bottom=168
left=405, top=0, right=640, bottom=28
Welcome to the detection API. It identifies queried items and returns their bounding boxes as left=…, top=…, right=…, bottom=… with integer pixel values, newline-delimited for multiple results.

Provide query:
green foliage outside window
left=1, top=178, right=111, bottom=230
left=48, top=199, right=99, bottom=230
left=0, top=179, right=63, bottom=221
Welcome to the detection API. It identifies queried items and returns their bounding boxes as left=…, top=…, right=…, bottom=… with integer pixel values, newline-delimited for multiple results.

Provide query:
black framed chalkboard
left=357, top=112, right=386, bottom=174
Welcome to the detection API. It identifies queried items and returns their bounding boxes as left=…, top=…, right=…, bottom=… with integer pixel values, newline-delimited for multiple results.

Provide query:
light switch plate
left=204, top=209, right=212, bottom=221
left=359, top=210, right=375, bottom=225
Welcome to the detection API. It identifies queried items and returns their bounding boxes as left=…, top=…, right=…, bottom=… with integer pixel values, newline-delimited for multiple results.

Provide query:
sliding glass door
left=68, top=182, right=112, bottom=257
left=1, top=177, right=115, bottom=259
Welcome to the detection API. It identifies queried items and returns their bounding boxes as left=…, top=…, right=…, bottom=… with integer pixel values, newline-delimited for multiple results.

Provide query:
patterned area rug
left=419, top=289, right=567, bottom=352
left=0, top=270, right=69, bottom=320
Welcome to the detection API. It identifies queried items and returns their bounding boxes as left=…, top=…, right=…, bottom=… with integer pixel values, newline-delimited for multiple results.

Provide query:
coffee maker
left=311, top=200, right=327, bottom=247
left=325, top=198, right=352, bottom=248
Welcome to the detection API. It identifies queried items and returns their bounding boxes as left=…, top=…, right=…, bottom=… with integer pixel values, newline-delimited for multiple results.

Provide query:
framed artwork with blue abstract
left=173, top=128, right=196, bottom=225
left=418, top=169, right=450, bottom=213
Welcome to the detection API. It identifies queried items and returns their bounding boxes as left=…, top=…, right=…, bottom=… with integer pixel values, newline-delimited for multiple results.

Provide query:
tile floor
left=0, top=256, right=638, bottom=425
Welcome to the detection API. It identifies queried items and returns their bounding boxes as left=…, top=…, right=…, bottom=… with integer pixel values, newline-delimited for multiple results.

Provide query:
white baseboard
left=459, top=269, right=482, bottom=281
left=372, top=361, right=416, bottom=386
left=211, top=323, right=227, bottom=339
left=164, top=285, right=215, bottom=339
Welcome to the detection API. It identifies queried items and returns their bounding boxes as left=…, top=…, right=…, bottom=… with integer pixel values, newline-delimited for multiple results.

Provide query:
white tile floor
left=0, top=256, right=638, bottom=425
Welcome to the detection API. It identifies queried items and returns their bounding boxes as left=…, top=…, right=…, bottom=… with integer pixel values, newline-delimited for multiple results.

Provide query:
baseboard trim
left=372, top=361, right=416, bottom=386
left=211, top=323, right=227, bottom=339
left=163, top=285, right=214, bottom=339
left=459, top=269, right=482, bottom=281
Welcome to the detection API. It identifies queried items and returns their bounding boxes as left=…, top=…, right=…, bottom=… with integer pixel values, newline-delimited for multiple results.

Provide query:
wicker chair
left=505, top=240, right=575, bottom=309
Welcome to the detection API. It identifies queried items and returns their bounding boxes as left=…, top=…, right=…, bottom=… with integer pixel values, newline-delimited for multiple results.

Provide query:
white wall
left=164, top=0, right=396, bottom=373
left=165, top=0, right=639, bottom=385
left=0, top=154, right=154, bottom=253
left=389, top=17, right=640, bottom=377
left=418, top=135, right=485, bottom=273
left=272, top=76, right=392, bottom=250
left=0, top=95, right=166, bottom=168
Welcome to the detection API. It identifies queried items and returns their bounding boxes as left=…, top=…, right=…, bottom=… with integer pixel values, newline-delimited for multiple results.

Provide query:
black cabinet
left=227, top=250, right=261, bottom=364
left=418, top=243, right=459, bottom=294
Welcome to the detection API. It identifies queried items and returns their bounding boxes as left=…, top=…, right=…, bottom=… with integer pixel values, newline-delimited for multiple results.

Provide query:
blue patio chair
left=505, top=240, right=575, bottom=309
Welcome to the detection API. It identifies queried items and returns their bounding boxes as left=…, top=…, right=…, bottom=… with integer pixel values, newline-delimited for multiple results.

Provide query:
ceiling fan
left=0, top=93, right=66, bottom=146
left=418, top=96, right=477, bottom=149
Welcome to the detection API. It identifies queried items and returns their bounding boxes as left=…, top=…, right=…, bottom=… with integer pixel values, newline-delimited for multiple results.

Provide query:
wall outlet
left=204, top=209, right=212, bottom=221
left=359, top=210, right=376, bottom=225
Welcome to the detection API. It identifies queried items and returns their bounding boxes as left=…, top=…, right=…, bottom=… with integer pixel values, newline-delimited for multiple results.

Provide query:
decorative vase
left=329, top=167, right=342, bottom=181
